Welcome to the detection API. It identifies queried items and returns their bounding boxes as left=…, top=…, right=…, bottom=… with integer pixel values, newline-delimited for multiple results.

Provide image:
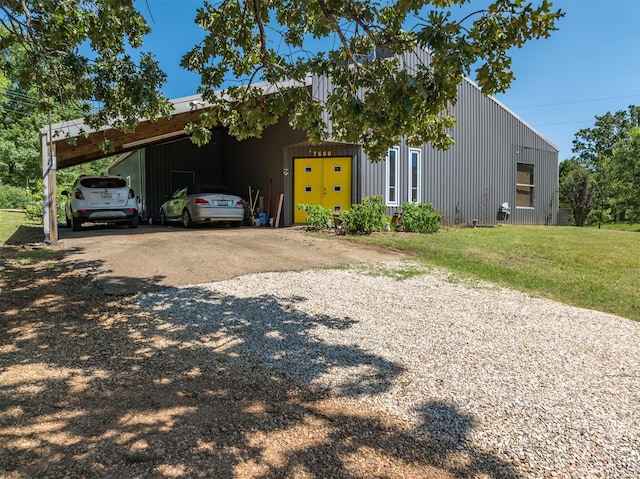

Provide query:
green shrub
left=24, top=181, right=44, bottom=222
left=297, top=203, right=333, bottom=230
left=586, top=207, right=612, bottom=226
left=401, top=201, right=441, bottom=233
left=340, top=195, right=387, bottom=235
left=0, top=184, right=30, bottom=209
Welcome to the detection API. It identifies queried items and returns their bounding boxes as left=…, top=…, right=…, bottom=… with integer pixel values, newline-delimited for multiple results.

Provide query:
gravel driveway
left=56, top=225, right=640, bottom=477
left=132, top=262, right=640, bottom=478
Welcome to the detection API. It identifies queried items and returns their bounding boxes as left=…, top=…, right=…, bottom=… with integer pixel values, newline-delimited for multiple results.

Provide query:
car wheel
left=129, top=212, right=139, bottom=229
left=71, top=215, right=81, bottom=231
left=160, top=209, right=167, bottom=225
left=182, top=209, right=194, bottom=228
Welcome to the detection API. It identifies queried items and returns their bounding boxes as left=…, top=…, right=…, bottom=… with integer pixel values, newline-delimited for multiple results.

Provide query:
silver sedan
left=160, top=184, right=245, bottom=227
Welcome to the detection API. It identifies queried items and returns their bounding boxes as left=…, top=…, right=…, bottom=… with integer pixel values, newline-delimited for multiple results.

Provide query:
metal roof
left=40, top=77, right=313, bottom=169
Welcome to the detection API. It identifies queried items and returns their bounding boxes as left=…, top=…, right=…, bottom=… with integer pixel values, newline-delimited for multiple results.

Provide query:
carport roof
left=42, top=94, right=204, bottom=169
left=42, top=78, right=312, bottom=169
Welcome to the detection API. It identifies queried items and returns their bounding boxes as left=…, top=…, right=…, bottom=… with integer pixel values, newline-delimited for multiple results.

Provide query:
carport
left=39, top=79, right=311, bottom=243
left=40, top=94, right=212, bottom=243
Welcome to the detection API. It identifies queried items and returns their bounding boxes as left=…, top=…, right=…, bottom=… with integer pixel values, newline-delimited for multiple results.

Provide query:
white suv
left=62, top=175, right=139, bottom=231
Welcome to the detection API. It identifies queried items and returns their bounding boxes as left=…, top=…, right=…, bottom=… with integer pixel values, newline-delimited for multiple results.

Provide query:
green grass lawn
left=353, top=225, right=640, bottom=321
left=0, top=210, right=43, bottom=245
left=0, top=210, right=61, bottom=280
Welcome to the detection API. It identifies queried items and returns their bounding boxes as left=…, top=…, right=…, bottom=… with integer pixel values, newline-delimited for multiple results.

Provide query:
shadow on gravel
left=0, top=253, right=518, bottom=478
left=137, top=287, right=403, bottom=398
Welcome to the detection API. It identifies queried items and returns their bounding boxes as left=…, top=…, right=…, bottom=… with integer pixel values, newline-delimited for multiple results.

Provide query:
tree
left=0, top=2, right=172, bottom=135
left=0, top=60, right=105, bottom=189
left=558, top=157, right=594, bottom=227
left=182, top=0, right=563, bottom=161
left=573, top=106, right=640, bottom=171
left=607, top=127, right=640, bottom=223
left=0, top=72, right=113, bottom=209
left=571, top=106, right=640, bottom=221
left=2, top=2, right=563, bottom=161
left=0, top=82, right=77, bottom=188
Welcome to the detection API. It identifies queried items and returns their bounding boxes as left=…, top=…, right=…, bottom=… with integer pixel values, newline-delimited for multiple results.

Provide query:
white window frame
left=408, top=148, right=422, bottom=203
left=385, top=147, right=400, bottom=206
left=516, top=162, right=535, bottom=209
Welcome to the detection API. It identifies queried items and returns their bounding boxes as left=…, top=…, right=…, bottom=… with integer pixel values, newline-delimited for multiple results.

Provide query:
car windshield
left=80, top=177, right=127, bottom=189
left=172, top=187, right=188, bottom=198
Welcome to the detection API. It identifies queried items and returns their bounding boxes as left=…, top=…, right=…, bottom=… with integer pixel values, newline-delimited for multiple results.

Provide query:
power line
left=0, top=105, right=36, bottom=118
left=532, top=119, right=596, bottom=127
left=6, top=90, right=35, bottom=100
left=513, top=94, right=640, bottom=110
left=5, top=90, right=39, bottom=107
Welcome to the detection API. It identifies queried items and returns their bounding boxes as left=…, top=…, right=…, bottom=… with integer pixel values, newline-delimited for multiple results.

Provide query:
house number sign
left=311, top=150, right=333, bottom=157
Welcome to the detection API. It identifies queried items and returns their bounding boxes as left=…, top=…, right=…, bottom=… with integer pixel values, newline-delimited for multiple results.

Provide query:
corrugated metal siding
left=359, top=52, right=559, bottom=226
left=111, top=50, right=558, bottom=227
left=220, top=113, right=311, bottom=225
left=144, top=132, right=223, bottom=221
left=108, top=150, right=147, bottom=217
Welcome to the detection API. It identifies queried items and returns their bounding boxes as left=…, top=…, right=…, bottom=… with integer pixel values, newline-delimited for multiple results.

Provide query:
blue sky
left=135, top=0, right=640, bottom=162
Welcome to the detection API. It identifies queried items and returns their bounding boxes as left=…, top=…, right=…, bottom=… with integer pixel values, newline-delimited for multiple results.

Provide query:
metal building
left=109, top=69, right=558, bottom=227
left=305, top=48, right=559, bottom=226
left=357, top=75, right=559, bottom=226
left=46, top=48, right=558, bottom=234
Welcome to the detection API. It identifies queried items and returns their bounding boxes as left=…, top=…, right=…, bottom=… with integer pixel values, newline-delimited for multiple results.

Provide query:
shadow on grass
left=0, top=253, right=518, bottom=478
left=4, top=224, right=43, bottom=245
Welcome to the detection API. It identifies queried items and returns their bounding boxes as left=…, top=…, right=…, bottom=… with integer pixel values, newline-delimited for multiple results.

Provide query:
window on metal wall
left=516, top=163, right=534, bottom=208
left=409, top=148, right=421, bottom=202
left=386, top=147, right=400, bottom=206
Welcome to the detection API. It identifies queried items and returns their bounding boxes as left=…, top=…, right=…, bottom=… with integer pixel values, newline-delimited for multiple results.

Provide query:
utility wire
left=5, top=90, right=38, bottom=104
left=1, top=105, right=30, bottom=114
left=513, top=94, right=640, bottom=110
left=532, top=119, right=596, bottom=127
left=6, top=90, right=35, bottom=99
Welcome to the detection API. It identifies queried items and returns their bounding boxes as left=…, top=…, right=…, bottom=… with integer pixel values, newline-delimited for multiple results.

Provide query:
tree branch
left=250, top=0, right=287, bottom=79
left=316, top=0, right=361, bottom=69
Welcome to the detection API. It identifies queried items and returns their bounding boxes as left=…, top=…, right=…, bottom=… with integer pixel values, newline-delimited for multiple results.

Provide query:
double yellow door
left=293, top=157, right=352, bottom=224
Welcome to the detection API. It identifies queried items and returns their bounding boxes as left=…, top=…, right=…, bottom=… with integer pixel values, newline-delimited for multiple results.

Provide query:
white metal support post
left=42, top=111, right=58, bottom=244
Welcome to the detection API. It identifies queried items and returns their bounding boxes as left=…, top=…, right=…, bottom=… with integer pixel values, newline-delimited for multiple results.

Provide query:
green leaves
left=2, top=1, right=564, bottom=163
left=297, top=203, right=333, bottom=230
left=608, top=127, right=640, bottom=222
left=340, top=195, right=387, bottom=235
left=559, top=104, right=640, bottom=226
left=183, top=0, right=563, bottom=161
left=1, top=1, right=171, bottom=137
left=400, top=201, right=442, bottom=233
left=558, top=158, right=595, bottom=227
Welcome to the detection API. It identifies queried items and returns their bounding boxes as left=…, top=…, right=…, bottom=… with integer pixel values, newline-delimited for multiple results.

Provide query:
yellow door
left=294, top=157, right=351, bottom=224
left=323, top=157, right=351, bottom=216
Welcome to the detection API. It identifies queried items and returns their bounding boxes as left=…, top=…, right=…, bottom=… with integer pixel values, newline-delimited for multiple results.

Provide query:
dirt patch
left=0, top=229, right=513, bottom=478
left=56, top=224, right=411, bottom=294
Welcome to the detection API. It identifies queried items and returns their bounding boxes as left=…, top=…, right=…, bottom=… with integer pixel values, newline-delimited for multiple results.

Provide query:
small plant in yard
left=340, top=195, right=387, bottom=235
left=325, top=260, right=430, bottom=280
left=24, top=179, right=50, bottom=223
left=297, top=203, right=333, bottom=230
left=401, top=201, right=442, bottom=233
